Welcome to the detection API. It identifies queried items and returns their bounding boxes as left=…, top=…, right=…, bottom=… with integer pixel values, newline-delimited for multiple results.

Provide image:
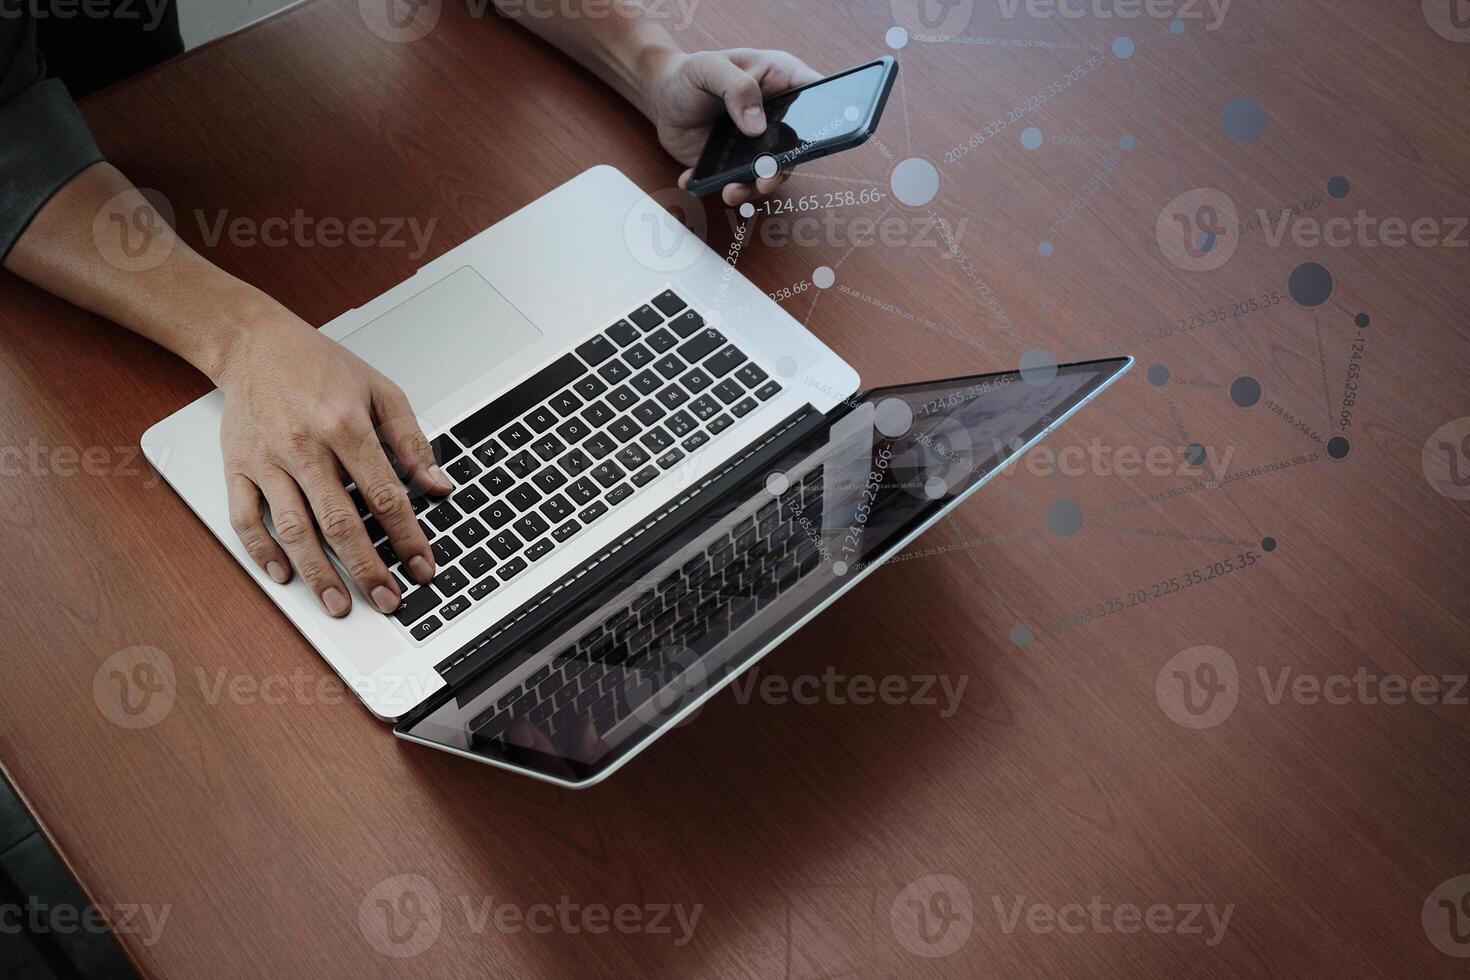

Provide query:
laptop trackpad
left=338, top=266, right=543, bottom=408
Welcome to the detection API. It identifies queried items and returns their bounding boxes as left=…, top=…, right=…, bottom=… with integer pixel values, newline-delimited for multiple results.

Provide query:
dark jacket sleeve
left=0, top=21, right=104, bottom=260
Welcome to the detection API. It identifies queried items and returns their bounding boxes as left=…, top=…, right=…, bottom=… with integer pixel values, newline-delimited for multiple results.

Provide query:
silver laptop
left=143, top=165, right=1130, bottom=786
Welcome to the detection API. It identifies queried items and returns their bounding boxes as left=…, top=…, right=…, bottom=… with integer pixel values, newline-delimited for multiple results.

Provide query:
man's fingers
left=374, top=385, right=451, bottom=497
left=687, top=52, right=766, bottom=136
left=343, top=438, right=436, bottom=588
left=678, top=167, right=693, bottom=191
left=257, top=467, right=354, bottom=617
left=226, top=472, right=290, bottom=584
left=292, top=448, right=402, bottom=617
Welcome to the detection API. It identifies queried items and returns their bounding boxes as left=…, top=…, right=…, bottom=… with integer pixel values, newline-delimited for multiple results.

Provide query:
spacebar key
left=450, top=353, right=587, bottom=449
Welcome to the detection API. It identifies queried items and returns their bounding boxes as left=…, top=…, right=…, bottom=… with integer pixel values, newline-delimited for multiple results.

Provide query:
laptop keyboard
left=347, top=290, right=785, bottom=642
left=469, top=467, right=825, bottom=746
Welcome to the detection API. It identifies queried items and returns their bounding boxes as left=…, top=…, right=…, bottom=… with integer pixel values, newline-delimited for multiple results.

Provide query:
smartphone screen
left=690, top=59, right=894, bottom=191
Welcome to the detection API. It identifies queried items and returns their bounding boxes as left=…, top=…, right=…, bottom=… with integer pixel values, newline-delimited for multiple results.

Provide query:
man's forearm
left=2, top=162, right=290, bottom=384
left=493, top=0, right=679, bottom=119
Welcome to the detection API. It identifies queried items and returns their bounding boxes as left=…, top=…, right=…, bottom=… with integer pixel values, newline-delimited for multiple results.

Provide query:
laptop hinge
left=420, top=402, right=831, bottom=701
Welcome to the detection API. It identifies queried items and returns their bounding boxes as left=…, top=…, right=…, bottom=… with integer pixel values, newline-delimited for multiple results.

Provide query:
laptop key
left=506, top=451, right=538, bottom=478
left=629, top=304, right=663, bottom=331
left=453, top=484, right=489, bottom=512
left=431, top=537, right=462, bottom=565
left=472, top=439, right=506, bottom=468
left=481, top=466, right=514, bottom=495
left=598, top=359, right=632, bottom=383
left=656, top=384, right=690, bottom=410
left=433, top=566, right=470, bottom=597
left=606, top=319, right=640, bottom=346
left=584, top=432, right=617, bottom=459
left=430, top=432, right=463, bottom=465
left=682, top=430, right=710, bottom=451
left=551, top=519, right=581, bottom=542
left=755, top=380, right=782, bottom=400
left=573, top=374, right=608, bottom=399
left=707, top=413, right=734, bottom=435
left=483, top=500, right=515, bottom=529
left=531, top=466, right=567, bottom=493
left=623, top=344, right=654, bottom=368
left=469, top=577, right=499, bottom=601
left=606, top=482, right=634, bottom=506
left=669, top=309, right=705, bottom=337
left=736, top=362, right=769, bottom=388
left=506, top=484, right=541, bottom=511
left=559, top=448, right=592, bottom=476
left=713, top=378, right=744, bottom=404
left=487, top=530, right=524, bottom=560
left=393, top=587, right=438, bottom=625
left=567, top=478, right=599, bottom=504
left=453, top=518, right=490, bottom=547
left=590, top=461, right=625, bottom=487
left=705, top=345, right=746, bottom=377
left=581, top=400, right=615, bottom=427
left=652, top=354, right=686, bottom=380
left=657, top=448, right=686, bottom=469
left=607, top=416, right=642, bottom=443
left=426, top=501, right=462, bottom=532
left=500, top=422, right=532, bottom=450
left=631, top=465, right=659, bottom=487
left=687, top=396, right=720, bottom=422
left=555, top=416, right=591, bottom=443
left=575, top=334, right=617, bottom=365
left=681, top=367, right=712, bottom=393
left=349, top=487, right=370, bottom=517
left=410, top=615, right=443, bottom=641
left=540, top=494, right=574, bottom=522
left=530, top=434, right=564, bottom=460
left=579, top=500, right=609, bottom=523
left=363, top=515, right=387, bottom=543
left=606, top=385, right=637, bottom=412
left=441, top=596, right=471, bottom=621
left=652, top=289, right=687, bottom=317
left=616, top=443, right=650, bottom=469
left=462, top=547, right=495, bottom=579
left=645, top=327, right=678, bottom=353
left=632, top=401, right=666, bottom=425
left=549, top=389, right=583, bottom=416
left=514, top=513, right=550, bottom=539
left=497, top=557, right=529, bottom=581
left=525, top=538, right=554, bottom=562
left=450, top=353, right=586, bottom=449
left=731, top=397, right=758, bottom=418
left=629, top=370, right=662, bottom=395
left=640, top=426, right=674, bottom=451
left=524, top=406, right=558, bottom=433
left=676, top=328, right=725, bottom=363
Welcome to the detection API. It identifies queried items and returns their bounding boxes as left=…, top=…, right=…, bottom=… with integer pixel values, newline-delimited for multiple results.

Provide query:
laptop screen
left=397, top=358, right=1130, bottom=785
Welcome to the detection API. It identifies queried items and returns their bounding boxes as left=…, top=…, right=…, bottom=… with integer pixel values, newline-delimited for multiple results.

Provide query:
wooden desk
left=2, top=0, right=1467, bottom=975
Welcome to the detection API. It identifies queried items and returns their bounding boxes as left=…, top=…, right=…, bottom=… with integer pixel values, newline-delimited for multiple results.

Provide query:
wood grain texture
left=1, top=0, right=1467, bottom=976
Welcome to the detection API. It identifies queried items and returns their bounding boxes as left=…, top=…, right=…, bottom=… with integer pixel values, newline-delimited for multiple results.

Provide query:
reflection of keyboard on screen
left=468, top=467, right=826, bottom=748
left=344, top=290, right=785, bottom=642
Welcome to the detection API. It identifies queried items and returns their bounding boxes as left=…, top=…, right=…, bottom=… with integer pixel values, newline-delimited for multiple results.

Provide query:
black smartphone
left=686, top=57, right=898, bottom=197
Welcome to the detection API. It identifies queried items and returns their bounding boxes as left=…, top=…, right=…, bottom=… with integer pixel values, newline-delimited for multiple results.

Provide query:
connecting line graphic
left=896, top=66, right=914, bottom=154
left=1313, top=316, right=1335, bottom=431
left=792, top=172, right=883, bottom=186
